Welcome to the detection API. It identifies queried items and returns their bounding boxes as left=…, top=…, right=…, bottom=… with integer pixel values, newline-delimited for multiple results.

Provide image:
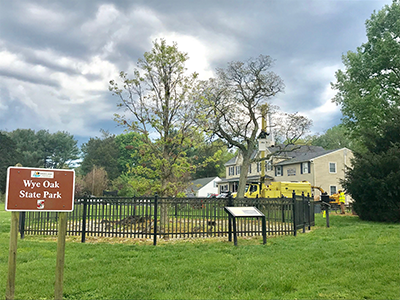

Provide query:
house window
left=301, top=162, right=310, bottom=174
left=329, top=162, right=337, bottom=173
left=236, top=166, right=241, bottom=175
left=213, top=181, right=217, bottom=188
left=266, top=160, right=273, bottom=171
left=275, top=166, right=283, bottom=176
left=257, top=162, right=261, bottom=172
left=248, top=164, right=252, bottom=174
left=330, top=186, right=337, bottom=195
left=229, top=166, right=234, bottom=176
left=232, top=183, right=238, bottom=192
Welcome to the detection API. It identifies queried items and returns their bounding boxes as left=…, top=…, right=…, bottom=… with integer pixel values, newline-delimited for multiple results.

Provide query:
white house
left=186, top=176, right=221, bottom=197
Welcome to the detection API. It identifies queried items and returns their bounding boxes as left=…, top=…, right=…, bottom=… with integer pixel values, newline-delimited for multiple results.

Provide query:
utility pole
left=261, top=106, right=267, bottom=186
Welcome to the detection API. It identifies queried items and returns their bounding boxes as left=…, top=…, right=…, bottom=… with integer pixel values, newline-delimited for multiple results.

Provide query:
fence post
left=326, top=205, right=330, bottom=228
left=81, top=196, right=87, bottom=243
left=307, top=193, right=311, bottom=230
left=227, top=191, right=233, bottom=242
left=302, top=192, right=306, bottom=233
left=19, top=212, right=25, bottom=239
left=153, top=193, right=158, bottom=246
left=292, top=191, right=297, bottom=237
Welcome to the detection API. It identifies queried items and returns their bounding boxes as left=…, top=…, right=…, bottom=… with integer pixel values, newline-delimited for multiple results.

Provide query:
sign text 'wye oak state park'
left=5, top=167, right=75, bottom=212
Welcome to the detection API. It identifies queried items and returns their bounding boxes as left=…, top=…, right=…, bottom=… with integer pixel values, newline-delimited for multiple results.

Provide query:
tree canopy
left=0, top=132, right=20, bottom=193
left=332, top=1, right=400, bottom=222
left=311, top=124, right=356, bottom=150
left=80, top=133, right=120, bottom=181
left=332, top=0, right=400, bottom=143
left=110, top=39, right=203, bottom=198
left=5, top=129, right=79, bottom=169
left=342, top=110, right=400, bottom=222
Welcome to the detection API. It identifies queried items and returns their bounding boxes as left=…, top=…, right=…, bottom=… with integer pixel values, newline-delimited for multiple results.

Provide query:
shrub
left=343, top=111, right=400, bottom=222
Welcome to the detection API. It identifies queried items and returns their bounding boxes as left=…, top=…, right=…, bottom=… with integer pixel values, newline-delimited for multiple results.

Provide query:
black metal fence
left=19, top=192, right=315, bottom=244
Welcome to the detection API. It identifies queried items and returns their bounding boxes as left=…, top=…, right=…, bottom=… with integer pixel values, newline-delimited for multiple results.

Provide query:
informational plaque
left=224, top=206, right=264, bottom=217
left=224, top=206, right=266, bottom=245
left=5, top=167, right=75, bottom=212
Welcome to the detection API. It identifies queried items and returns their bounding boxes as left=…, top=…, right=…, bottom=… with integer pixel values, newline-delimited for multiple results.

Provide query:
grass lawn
left=0, top=203, right=399, bottom=300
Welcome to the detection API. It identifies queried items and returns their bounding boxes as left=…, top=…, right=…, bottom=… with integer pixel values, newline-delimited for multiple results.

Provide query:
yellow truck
left=244, top=181, right=312, bottom=198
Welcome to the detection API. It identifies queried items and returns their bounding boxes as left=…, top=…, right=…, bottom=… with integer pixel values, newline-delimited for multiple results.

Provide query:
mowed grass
left=0, top=203, right=399, bottom=300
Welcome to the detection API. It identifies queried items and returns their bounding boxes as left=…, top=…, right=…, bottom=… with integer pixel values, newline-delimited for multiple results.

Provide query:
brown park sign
left=5, top=167, right=75, bottom=212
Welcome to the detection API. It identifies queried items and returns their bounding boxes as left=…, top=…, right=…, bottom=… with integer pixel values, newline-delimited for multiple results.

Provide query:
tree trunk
left=236, top=151, right=251, bottom=198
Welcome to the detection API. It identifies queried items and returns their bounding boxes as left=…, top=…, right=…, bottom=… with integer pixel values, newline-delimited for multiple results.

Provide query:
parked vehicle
left=244, top=181, right=312, bottom=198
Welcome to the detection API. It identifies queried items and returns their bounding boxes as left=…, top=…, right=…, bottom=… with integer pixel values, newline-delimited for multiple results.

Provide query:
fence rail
left=20, top=192, right=315, bottom=244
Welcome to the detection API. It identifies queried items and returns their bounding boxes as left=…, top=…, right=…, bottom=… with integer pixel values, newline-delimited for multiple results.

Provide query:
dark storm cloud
left=0, top=0, right=393, bottom=143
left=0, top=69, right=60, bottom=88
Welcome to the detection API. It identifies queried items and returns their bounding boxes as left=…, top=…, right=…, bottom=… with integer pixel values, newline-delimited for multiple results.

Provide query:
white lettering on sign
left=19, top=190, right=42, bottom=198
left=23, top=180, right=41, bottom=189
left=43, top=180, right=60, bottom=188
left=20, top=180, right=61, bottom=198
left=43, top=191, right=62, bottom=198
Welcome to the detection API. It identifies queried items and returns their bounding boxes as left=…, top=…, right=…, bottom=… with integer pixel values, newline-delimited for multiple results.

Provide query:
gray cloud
left=0, top=0, right=392, bottom=143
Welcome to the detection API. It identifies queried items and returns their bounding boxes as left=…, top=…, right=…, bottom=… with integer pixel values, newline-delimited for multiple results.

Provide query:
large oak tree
left=202, top=56, right=311, bottom=197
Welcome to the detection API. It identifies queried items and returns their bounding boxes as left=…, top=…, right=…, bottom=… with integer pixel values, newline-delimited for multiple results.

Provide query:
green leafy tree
left=332, top=1, right=400, bottom=222
left=202, top=56, right=311, bottom=197
left=0, top=132, right=21, bottom=193
left=7, top=129, right=42, bottom=167
left=36, top=130, right=79, bottom=169
left=190, top=139, right=235, bottom=179
left=7, top=129, right=79, bottom=169
left=332, top=0, right=400, bottom=144
left=342, top=110, right=400, bottom=222
left=114, top=132, right=145, bottom=174
left=110, top=39, right=204, bottom=227
left=80, top=134, right=120, bottom=181
left=311, top=124, right=356, bottom=150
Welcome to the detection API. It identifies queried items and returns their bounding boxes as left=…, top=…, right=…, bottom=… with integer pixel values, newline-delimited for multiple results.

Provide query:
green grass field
left=1, top=203, right=399, bottom=300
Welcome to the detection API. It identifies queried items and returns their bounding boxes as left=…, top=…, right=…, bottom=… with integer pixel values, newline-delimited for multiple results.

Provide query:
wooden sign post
left=5, top=167, right=75, bottom=300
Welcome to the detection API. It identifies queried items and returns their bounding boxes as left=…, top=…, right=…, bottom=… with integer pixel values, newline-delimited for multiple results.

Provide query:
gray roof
left=187, top=176, right=219, bottom=192
left=224, top=145, right=331, bottom=167
left=274, top=146, right=335, bottom=166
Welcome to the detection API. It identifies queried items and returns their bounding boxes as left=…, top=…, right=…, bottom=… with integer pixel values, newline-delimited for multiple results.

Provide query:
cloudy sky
left=0, top=0, right=392, bottom=145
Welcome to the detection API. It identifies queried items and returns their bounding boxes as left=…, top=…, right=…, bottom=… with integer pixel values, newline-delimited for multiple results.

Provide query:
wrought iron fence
left=19, top=192, right=315, bottom=244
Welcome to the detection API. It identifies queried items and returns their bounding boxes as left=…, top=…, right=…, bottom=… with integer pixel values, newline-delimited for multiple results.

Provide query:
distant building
left=217, top=145, right=353, bottom=203
left=186, top=176, right=221, bottom=197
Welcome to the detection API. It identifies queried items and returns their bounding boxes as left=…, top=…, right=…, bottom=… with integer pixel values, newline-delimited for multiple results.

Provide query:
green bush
left=343, top=111, right=400, bottom=222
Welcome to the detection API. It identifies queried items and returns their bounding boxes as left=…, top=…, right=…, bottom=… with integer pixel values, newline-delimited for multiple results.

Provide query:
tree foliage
left=342, top=110, right=400, bottom=222
left=109, top=39, right=202, bottom=197
left=333, top=1, right=400, bottom=222
left=0, top=132, right=20, bottom=193
left=114, top=132, right=145, bottom=174
left=311, top=124, right=356, bottom=150
left=332, top=0, right=400, bottom=143
left=6, top=129, right=79, bottom=169
left=80, top=133, right=120, bottom=181
left=190, top=139, right=236, bottom=179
